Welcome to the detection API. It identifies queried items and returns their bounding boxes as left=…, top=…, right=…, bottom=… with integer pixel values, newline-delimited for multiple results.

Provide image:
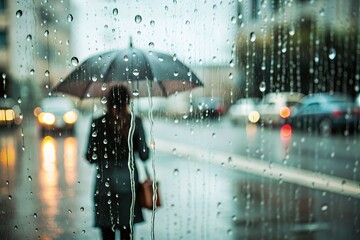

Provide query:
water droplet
left=259, top=81, right=266, bottom=92
left=250, top=32, right=256, bottom=42
left=173, top=71, right=179, bottom=77
left=30, top=69, right=35, bottom=75
left=132, top=90, right=139, bottom=96
left=14, top=225, right=18, bottom=230
left=28, top=176, right=32, bottom=181
left=328, top=48, right=336, bottom=60
left=113, top=8, right=118, bottom=16
left=26, top=34, right=32, bottom=41
left=8, top=195, right=12, bottom=200
left=92, top=75, right=98, bottom=82
left=321, top=204, right=328, bottom=211
left=135, top=15, right=142, bottom=23
left=150, top=20, right=155, bottom=26
left=148, top=42, right=154, bottom=48
left=105, top=182, right=110, bottom=187
left=100, top=97, right=107, bottom=104
left=101, top=84, right=107, bottom=91
left=68, top=209, right=72, bottom=213
left=67, top=14, right=73, bottom=22
left=132, top=69, right=139, bottom=76
left=45, top=70, right=50, bottom=77
left=44, top=30, right=49, bottom=37
left=227, top=229, right=233, bottom=235
left=173, top=169, right=179, bottom=175
left=80, top=207, right=84, bottom=212
left=16, top=10, right=22, bottom=18
left=71, top=57, right=79, bottom=66
left=33, top=213, right=37, bottom=218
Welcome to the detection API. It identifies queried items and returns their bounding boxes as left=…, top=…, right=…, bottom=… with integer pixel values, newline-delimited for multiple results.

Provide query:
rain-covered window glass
left=0, top=0, right=359, bottom=240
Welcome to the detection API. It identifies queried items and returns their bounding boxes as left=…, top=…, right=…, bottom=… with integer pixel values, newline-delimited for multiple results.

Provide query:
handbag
left=139, top=165, right=161, bottom=210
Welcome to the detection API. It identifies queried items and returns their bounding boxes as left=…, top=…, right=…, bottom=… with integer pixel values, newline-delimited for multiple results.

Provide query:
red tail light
left=331, top=109, right=343, bottom=118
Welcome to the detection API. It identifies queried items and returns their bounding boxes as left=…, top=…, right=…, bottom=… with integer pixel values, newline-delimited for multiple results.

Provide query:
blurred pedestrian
left=85, top=85, right=150, bottom=240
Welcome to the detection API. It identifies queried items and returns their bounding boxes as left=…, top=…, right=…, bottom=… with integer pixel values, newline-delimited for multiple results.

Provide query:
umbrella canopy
left=52, top=46, right=203, bottom=99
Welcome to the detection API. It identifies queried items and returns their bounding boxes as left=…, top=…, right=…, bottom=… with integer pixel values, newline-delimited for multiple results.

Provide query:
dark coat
left=85, top=113, right=149, bottom=228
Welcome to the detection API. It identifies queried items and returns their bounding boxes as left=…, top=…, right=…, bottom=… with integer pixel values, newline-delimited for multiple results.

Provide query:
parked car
left=257, top=92, right=304, bottom=126
left=228, top=98, right=260, bottom=125
left=0, top=97, right=23, bottom=128
left=286, top=93, right=359, bottom=136
left=34, top=96, right=78, bottom=134
left=191, top=97, right=226, bottom=119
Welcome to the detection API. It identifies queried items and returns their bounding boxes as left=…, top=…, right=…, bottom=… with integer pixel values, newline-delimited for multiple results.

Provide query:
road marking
left=155, top=138, right=360, bottom=199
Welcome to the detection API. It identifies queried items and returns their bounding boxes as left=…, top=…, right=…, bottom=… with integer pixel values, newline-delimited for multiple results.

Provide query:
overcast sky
left=71, top=0, right=238, bottom=66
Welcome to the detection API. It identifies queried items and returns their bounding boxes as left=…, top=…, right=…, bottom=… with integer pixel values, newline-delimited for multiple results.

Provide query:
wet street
left=0, top=113, right=360, bottom=240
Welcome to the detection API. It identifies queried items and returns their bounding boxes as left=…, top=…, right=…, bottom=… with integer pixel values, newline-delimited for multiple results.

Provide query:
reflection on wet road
left=0, top=115, right=359, bottom=239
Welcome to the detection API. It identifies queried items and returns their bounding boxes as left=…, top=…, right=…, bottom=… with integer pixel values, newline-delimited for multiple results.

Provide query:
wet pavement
left=0, top=114, right=359, bottom=239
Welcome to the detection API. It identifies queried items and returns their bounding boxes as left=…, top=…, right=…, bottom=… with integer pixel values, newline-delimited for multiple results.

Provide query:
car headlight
left=0, top=109, right=15, bottom=121
left=248, top=111, right=260, bottom=123
left=63, top=110, right=78, bottom=124
left=280, top=106, right=291, bottom=119
left=38, top=112, right=56, bottom=125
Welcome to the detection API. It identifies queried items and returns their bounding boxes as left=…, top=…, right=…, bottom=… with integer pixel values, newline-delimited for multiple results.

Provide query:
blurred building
left=5, top=0, right=72, bottom=102
left=235, top=0, right=360, bottom=98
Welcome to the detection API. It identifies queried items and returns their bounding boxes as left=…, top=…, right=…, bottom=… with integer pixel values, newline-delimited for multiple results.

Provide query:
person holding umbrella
left=85, top=85, right=150, bottom=240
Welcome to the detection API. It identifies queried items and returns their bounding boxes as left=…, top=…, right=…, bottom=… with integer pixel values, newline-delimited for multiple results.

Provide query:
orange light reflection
left=39, top=136, right=62, bottom=237
left=64, top=137, right=77, bottom=186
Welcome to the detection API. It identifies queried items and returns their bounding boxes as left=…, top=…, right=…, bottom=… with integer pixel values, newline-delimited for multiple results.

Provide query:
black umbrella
left=52, top=43, right=203, bottom=99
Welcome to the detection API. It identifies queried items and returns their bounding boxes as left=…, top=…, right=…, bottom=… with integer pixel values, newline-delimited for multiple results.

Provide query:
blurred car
left=34, top=96, right=78, bottom=134
left=287, top=93, right=360, bottom=136
left=191, top=97, right=226, bottom=119
left=257, top=92, right=304, bottom=126
left=0, top=97, right=22, bottom=127
left=228, top=98, right=260, bottom=125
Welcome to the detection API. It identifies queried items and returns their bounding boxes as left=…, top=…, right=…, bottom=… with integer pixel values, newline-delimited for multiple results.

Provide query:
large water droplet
left=44, top=30, right=49, bottom=37
left=113, top=8, right=118, bottom=16
left=132, top=90, right=139, bottom=96
left=71, top=57, right=79, bottom=66
left=67, top=14, right=73, bottom=22
left=16, top=10, right=22, bottom=18
left=92, top=75, right=98, bottom=82
left=135, top=15, right=142, bottom=23
left=259, top=81, right=266, bottom=92
left=132, top=69, right=139, bottom=76
left=250, top=32, right=256, bottom=42
left=328, top=48, right=336, bottom=60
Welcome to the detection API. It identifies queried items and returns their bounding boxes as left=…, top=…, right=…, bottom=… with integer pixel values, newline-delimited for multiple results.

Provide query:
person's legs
left=101, top=227, right=115, bottom=240
left=120, top=225, right=131, bottom=240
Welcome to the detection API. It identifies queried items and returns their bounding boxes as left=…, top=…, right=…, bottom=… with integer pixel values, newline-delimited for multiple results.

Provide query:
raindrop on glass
left=33, top=213, right=37, bottom=218
left=8, top=195, right=12, bottom=200
left=250, top=32, right=256, bottom=42
left=26, top=34, right=32, bottom=41
left=328, top=48, right=336, bottom=60
left=173, top=71, right=179, bottom=77
left=71, top=57, right=79, bottom=66
left=80, top=207, right=84, bottom=212
left=132, top=69, right=139, bottom=76
left=321, top=204, right=328, bottom=211
left=123, top=55, right=128, bottom=61
left=132, top=90, right=139, bottom=96
left=100, top=97, right=107, bottom=104
left=259, top=81, right=266, bottom=92
left=92, top=75, right=98, bottom=82
left=173, top=169, right=179, bottom=175
left=105, top=182, right=110, bottom=187
left=67, top=14, right=73, bottom=22
left=28, top=176, right=32, bottom=181
left=148, top=42, right=154, bottom=48
left=101, top=84, right=107, bottom=91
left=113, top=8, right=118, bottom=16
left=134, top=15, right=142, bottom=23
left=45, top=70, right=50, bottom=77
left=150, top=20, right=155, bottom=26
left=16, top=10, right=22, bottom=18
left=44, top=30, right=49, bottom=37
